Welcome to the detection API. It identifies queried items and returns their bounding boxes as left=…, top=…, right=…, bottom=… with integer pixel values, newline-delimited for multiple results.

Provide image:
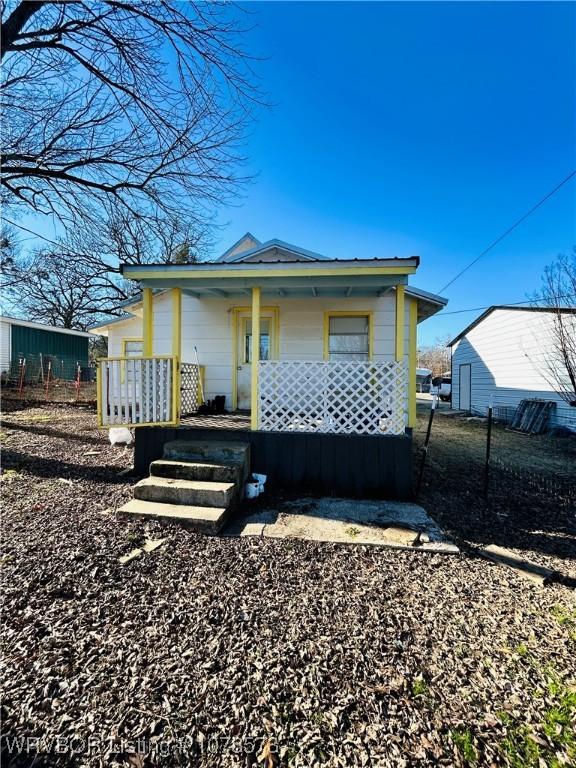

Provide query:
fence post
left=416, top=394, right=437, bottom=497
left=45, top=361, right=52, bottom=401
left=484, top=395, right=493, bottom=499
left=75, top=363, right=81, bottom=401
left=18, top=358, right=26, bottom=400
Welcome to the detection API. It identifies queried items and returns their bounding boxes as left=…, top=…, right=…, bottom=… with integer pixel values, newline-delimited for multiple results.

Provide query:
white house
left=91, top=233, right=447, bottom=497
left=448, top=306, right=576, bottom=431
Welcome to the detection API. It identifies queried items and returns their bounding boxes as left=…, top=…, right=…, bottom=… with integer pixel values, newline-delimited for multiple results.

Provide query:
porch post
left=171, top=287, right=182, bottom=423
left=142, top=287, right=153, bottom=356
left=251, top=286, right=261, bottom=430
left=171, top=288, right=182, bottom=360
left=408, top=298, right=417, bottom=427
left=395, top=285, right=405, bottom=362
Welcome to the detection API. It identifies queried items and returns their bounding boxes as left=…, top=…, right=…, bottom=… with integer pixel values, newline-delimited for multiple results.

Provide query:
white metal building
left=448, top=306, right=576, bottom=431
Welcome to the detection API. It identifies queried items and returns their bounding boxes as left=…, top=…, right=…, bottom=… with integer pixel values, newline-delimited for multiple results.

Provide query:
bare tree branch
left=1, top=1, right=263, bottom=239
left=531, top=250, right=576, bottom=406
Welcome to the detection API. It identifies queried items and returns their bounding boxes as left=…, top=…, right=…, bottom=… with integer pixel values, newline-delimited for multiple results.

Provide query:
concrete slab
left=479, top=544, right=557, bottom=585
left=226, top=497, right=459, bottom=553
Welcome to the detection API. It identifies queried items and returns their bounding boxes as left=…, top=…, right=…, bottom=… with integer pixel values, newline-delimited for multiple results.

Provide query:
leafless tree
left=4, top=213, right=207, bottom=327
left=532, top=250, right=576, bottom=406
left=5, top=249, right=107, bottom=329
left=1, top=1, right=261, bottom=238
left=417, top=335, right=451, bottom=377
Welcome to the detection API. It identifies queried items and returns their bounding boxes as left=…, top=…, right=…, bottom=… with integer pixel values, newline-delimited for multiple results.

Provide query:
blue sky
left=215, top=1, right=575, bottom=345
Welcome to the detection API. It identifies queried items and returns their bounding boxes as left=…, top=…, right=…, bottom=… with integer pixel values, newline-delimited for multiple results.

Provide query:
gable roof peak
left=216, top=232, right=261, bottom=262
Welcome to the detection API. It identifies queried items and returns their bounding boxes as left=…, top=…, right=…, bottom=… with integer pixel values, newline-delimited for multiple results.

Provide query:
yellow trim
left=408, top=299, right=417, bottom=428
left=171, top=288, right=181, bottom=359
left=395, top=285, right=405, bottom=362
left=120, top=337, right=144, bottom=383
left=171, top=288, right=182, bottom=424
left=121, top=337, right=144, bottom=356
left=142, top=288, right=153, bottom=356
left=231, top=309, right=239, bottom=411
left=230, top=305, right=280, bottom=411
left=98, top=355, right=175, bottom=362
left=198, top=365, right=205, bottom=404
left=250, top=287, right=261, bottom=430
left=323, top=311, right=374, bottom=361
left=125, top=265, right=417, bottom=280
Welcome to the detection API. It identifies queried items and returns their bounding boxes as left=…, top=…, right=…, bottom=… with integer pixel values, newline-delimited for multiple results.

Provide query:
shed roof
left=0, top=315, right=94, bottom=337
left=447, top=305, right=575, bottom=346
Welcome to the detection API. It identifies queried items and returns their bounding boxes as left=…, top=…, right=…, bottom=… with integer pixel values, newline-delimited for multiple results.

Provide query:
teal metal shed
left=1, top=316, right=93, bottom=375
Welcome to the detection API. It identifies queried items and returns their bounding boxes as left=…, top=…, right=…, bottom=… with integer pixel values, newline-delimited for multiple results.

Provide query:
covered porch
left=96, top=256, right=439, bottom=436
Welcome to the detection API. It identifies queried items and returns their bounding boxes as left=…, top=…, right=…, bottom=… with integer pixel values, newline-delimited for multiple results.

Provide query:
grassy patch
left=514, top=642, right=529, bottom=658
left=344, top=526, right=360, bottom=539
left=1, top=468, right=22, bottom=482
left=450, top=727, right=477, bottom=763
left=551, top=604, right=576, bottom=628
left=126, top=530, right=144, bottom=545
left=496, top=671, right=576, bottom=768
left=411, top=677, right=428, bottom=697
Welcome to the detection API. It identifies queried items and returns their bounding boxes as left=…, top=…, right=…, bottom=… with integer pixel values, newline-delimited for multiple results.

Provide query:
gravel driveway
left=1, top=403, right=575, bottom=767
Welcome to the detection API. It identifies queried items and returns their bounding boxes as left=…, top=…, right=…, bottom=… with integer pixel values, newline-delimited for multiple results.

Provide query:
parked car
left=431, top=374, right=451, bottom=401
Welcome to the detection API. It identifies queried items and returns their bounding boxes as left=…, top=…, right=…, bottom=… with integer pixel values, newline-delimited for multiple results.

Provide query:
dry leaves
left=1, top=404, right=575, bottom=767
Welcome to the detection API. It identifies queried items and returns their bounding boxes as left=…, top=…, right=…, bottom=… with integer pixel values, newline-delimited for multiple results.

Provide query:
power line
left=437, top=170, right=576, bottom=294
left=428, top=293, right=576, bottom=318
left=1, top=217, right=67, bottom=250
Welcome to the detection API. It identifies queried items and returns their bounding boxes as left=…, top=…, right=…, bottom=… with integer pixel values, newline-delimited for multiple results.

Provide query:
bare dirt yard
left=1, top=402, right=575, bottom=767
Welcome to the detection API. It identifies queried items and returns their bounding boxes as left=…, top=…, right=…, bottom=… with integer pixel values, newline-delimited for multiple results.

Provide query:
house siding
left=107, top=315, right=144, bottom=356
left=108, top=291, right=415, bottom=412
left=451, top=309, right=576, bottom=430
left=0, top=321, right=11, bottom=373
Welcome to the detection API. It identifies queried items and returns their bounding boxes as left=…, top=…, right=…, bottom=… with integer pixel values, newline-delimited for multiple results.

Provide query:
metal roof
left=0, top=315, right=94, bottom=337
left=448, top=305, right=575, bottom=346
left=88, top=314, right=138, bottom=335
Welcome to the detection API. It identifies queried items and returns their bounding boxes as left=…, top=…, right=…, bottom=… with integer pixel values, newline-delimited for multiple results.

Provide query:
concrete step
left=117, top=498, right=228, bottom=535
left=134, top=476, right=236, bottom=508
left=163, top=440, right=250, bottom=481
left=150, top=459, right=240, bottom=484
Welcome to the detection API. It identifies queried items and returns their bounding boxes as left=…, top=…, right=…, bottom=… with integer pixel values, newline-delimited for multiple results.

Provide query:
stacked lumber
left=510, top=399, right=555, bottom=434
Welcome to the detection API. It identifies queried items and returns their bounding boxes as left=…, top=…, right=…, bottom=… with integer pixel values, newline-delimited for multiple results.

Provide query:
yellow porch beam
left=171, top=287, right=182, bottom=359
left=250, top=286, right=261, bottom=430
left=395, top=285, right=405, bottom=362
left=124, top=265, right=417, bottom=281
left=171, top=287, right=182, bottom=424
left=142, top=287, right=153, bottom=356
left=408, top=299, right=418, bottom=428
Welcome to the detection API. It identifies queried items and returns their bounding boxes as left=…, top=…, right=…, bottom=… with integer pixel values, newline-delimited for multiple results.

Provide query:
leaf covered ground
left=1, top=403, right=575, bottom=767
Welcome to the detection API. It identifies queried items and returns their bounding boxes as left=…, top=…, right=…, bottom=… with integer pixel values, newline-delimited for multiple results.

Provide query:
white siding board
left=107, top=316, right=143, bottom=357
left=0, top=321, right=11, bottom=373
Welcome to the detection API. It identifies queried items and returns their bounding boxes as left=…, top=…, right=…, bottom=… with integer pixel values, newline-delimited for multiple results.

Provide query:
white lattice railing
left=180, top=362, right=204, bottom=416
left=97, top=356, right=177, bottom=427
left=258, top=360, right=407, bottom=435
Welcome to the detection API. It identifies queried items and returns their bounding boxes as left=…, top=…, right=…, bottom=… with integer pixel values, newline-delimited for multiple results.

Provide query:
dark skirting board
left=134, top=427, right=414, bottom=500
